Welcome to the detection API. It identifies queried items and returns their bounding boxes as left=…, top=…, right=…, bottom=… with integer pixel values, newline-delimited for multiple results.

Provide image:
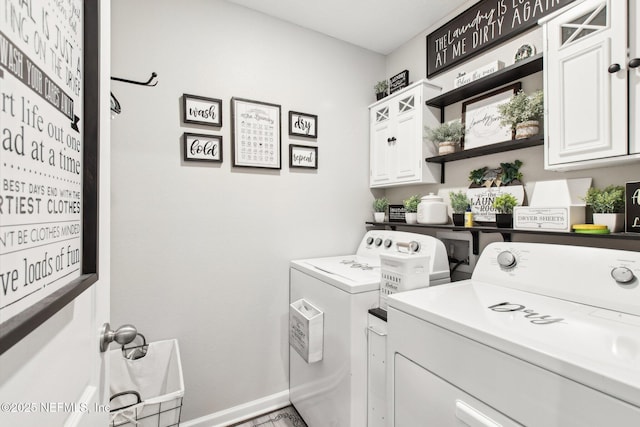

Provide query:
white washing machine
left=289, top=230, right=450, bottom=427
left=387, top=242, right=640, bottom=426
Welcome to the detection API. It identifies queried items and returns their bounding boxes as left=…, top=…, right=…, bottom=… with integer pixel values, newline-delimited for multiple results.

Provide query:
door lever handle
left=100, top=323, right=138, bottom=352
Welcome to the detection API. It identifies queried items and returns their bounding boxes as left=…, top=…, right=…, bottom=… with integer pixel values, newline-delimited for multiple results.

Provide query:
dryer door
left=394, top=354, right=521, bottom=427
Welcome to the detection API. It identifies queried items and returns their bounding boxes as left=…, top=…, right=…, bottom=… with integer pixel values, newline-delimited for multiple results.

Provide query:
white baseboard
left=180, top=390, right=290, bottom=427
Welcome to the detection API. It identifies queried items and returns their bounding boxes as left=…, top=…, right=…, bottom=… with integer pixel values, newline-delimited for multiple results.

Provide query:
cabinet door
left=631, top=0, right=640, bottom=154
left=545, top=0, right=627, bottom=169
left=393, top=91, right=421, bottom=182
left=370, top=103, right=393, bottom=186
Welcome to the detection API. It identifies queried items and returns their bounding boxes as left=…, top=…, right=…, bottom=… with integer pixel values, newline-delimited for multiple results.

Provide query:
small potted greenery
left=374, top=80, right=388, bottom=101
left=403, top=195, right=421, bottom=224
left=425, top=120, right=466, bottom=155
left=497, top=90, right=544, bottom=139
left=492, top=193, right=519, bottom=228
left=583, top=185, right=625, bottom=232
left=449, top=191, right=470, bottom=226
left=373, top=197, right=389, bottom=222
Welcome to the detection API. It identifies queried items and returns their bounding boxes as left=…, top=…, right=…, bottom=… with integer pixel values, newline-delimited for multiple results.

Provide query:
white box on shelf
left=513, top=178, right=592, bottom=232
left=289, top=299, right=324, bottom=363
left=454, top=61, right=504, bottom=88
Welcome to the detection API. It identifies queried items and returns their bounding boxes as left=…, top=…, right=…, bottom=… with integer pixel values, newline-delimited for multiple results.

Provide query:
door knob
left=100, top=323, right=138, bottom=352
left=629, top=58, right=640, bottom=69
left=608, top=63, right=621, bottom=73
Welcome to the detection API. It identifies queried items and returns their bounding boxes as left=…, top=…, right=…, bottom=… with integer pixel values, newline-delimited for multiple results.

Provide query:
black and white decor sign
left=183, top=94, right=222, bottom=127
left=426, top=0, right=576, bottom=77
left=289, top=145, right=317, bottom=169
left=231, top=97, right=281, bottom=169
left=183, top=133, right=222, bottom=162
left=0, top=0, right=84, bottom=323
left=288, top=111, right=317, bottom=138
left=627, top=181, right=640, bottom=233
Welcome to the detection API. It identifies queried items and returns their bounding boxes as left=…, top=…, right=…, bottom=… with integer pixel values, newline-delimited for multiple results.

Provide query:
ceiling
left=225, top=0, right=469, bottom=55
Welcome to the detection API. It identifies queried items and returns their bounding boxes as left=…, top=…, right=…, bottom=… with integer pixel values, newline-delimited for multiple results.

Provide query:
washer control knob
left=497, top=251, right=517, bottom=269
left=409, top=241, right=420, bottom=253
left=366, top=237, right=374, bottom=246
left=384, top=239, right=393, bottom=248
left=611, top=267, right=636, bottom=285
left=375, top=238, right=383, bottom=247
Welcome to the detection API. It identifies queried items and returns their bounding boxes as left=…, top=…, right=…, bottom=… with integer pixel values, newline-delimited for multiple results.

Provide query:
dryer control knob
left=384, top=239, right=393, bottom=248
left=611, top=266, right=636, bottom=285
left=375, top=238, right=383, bottom=247
left=497, top=251, right=517, bottom=269
left=366, top=237, right=374, bottom=246
left=409, top=241, right=420, bottom=253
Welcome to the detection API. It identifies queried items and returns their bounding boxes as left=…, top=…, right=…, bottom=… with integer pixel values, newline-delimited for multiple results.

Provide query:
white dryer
left=387, top=242, right=640, bottom=426
left=289, top=230, right=449, bottom=427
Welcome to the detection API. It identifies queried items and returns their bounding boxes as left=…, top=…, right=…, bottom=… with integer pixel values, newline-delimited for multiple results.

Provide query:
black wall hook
left=111, top=72, right=158, bottom=87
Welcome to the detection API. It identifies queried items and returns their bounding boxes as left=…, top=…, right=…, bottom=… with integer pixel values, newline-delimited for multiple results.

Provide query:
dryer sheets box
left=514, top=178, right=591, bottom=232
left=289, top=299, right=324, bottom=363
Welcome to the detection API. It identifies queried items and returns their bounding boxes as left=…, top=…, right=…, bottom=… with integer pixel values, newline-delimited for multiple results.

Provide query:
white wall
left=110, top=0, right=384, bottom=421
left=384, top=0, right=640, bottom=252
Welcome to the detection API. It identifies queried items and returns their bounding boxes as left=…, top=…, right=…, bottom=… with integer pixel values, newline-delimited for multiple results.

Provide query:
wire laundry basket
left=109, top=337, right=184, bottom=427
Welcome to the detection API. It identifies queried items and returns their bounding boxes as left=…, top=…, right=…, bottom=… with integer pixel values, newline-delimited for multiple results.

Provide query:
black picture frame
left=461, top=82, right=521, bottom=150
left=289, top=144, right=318, bottom=169
left=0, top=0, right=99, bottom=355
left=183, top=132, right=223, bottom=162
left=183, top=93, right=223, bottom=127
left=288, top=111, right=318, bottom=138
left=231, top=97, right=282, bottom=169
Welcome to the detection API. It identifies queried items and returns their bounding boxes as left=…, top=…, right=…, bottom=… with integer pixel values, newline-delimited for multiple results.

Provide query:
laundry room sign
left=627, top=181, right=640, bottom=233
left=426, top=0, right=576, bottom=77
left=0, top=0, right=84, bottom=325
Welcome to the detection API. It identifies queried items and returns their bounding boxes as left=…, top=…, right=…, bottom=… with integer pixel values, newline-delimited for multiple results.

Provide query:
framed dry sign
left=289, top=111, right=318, bottom=138
left=183, top=94, right=223, bottom=127
left=231, top=97, right=282, bottom=169
left=290, top=145, right=318, bottom=169
left=183, top=133, right=223, bottom=162
left=462, top=83, right=521, bottom=150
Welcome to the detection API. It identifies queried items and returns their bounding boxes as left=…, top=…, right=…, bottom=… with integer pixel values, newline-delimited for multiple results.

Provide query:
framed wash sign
left=462, top=83, right=520, bottom=150
left=0, top=0, right=99, bottom=354
left=183, top=94, right=223, bottom=127
left=231, top=97, right=282, bottom=169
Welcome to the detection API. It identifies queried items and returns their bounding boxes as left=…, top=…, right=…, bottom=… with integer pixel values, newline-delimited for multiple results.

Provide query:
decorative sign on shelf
left=626, top=181, right=640, bottom=233
left=426, top=0, right=576, bottom=78
left=388, top=205, right=407, bottom=222
left=1, top=0, right=84, bottom=326
left=389, top=70, right=409, bottom=94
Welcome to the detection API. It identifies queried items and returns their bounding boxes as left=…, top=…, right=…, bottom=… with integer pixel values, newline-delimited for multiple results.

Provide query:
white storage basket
left=109, top=339, right=184, bottom=427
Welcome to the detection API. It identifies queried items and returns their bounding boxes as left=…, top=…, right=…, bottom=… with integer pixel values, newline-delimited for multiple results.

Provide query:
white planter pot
left=373, top=212, right=385, bottom=222
left=405, top=212, right=418, bottom=224
left=438, top=141, right=458, bottom=155
left=515, top=120, right=540, bottom=139
left=592, top=213, right=625, bottom=233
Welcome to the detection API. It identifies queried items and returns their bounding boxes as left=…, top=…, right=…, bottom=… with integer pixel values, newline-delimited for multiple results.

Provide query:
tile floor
left=230, top=405, right=307, bottom=427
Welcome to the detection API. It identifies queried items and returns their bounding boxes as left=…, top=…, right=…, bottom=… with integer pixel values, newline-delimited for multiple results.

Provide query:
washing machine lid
left=388, top=281, right=640, bottom=407
left=291, top=255, right=381, bottom=293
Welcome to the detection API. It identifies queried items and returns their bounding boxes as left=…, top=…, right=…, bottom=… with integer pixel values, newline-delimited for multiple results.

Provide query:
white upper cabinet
left=543, top=0, right=639, bottom=170
left=631, top=0, right=640, bottom=154
left=369, top=80, right=441, bottom=188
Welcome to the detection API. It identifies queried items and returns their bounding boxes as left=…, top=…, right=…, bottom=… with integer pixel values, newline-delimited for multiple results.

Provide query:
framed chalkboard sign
left=388, top=204, right=407, bottom=222
left=426, top=0, right=576, bottom=78
left=389, top=70, right=409, bottom=94
left=626, top=181, right=640, bottom=233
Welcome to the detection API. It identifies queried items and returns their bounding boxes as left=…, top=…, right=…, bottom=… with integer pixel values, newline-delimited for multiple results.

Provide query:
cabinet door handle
left=629, top=58, right=640, bottom=69
left=608, top=63, right=621, bottom=73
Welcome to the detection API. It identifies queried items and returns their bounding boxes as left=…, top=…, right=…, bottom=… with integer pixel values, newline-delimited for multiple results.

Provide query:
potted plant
left=449, top=191, right=470, bottom=226
left=374, top=80, right=388, bottom=101
left=425, top=120, right=465, bottom=155
left=492, top=193, right=519, bottom=228
left=497, top=89, right=544, bottom=139
left=583, top=185, right=625, bottom=232
left=373, top=197, right=389, bottom=222
left=403, top=195, right=421, bottom=224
